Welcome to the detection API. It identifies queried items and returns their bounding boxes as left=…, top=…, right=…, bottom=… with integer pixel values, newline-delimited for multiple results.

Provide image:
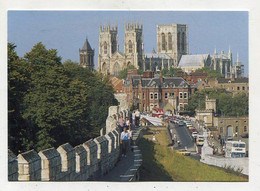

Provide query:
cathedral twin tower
left=97, top=22, right=144, bottom=76
left=79, top=22, right=188, bottom=75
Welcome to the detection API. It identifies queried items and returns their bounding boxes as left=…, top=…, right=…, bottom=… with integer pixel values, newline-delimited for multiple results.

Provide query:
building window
left=143, top=93, right=145, bottom=99
left=182, top=32, right=185, bottom=52
left=177, top=32, right=180, bottom=51
left=168, top=32, right=172, bottom=50
left=237, top=86, right=240, bottom=90
left=244, top=126, right=247, bottom=132
left=242, top=86, right=245, bottom=90
left=169, top=92, right=174, bottom=97
left=220, top=127, right=223, bottom=133
left=235, top=126, right=238, bottom=132
left=129, top=40, right=133, bottom=53
left=154, top=104, right=158, bottom=107
left=162, top=33, right=166, bottom=51
left=244, top=120, right=247, bottom=123
left=184, top=92, right=187, bottom=99
left=150, top=104, right=154, bottom=108
left=179, top=104, right=183, bottom=110
left=165, top=92, right=168, bottom=99
left=150, top=93, right=154, bottom=99
left=154, top=93, right=158, bottom=99
left=104, top=42, right=107, bottom=54
left=179, top=92, right=183, bottom=99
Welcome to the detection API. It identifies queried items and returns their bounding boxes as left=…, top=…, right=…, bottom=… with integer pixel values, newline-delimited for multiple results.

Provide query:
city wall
left=8, top=106, right=128, bottom=181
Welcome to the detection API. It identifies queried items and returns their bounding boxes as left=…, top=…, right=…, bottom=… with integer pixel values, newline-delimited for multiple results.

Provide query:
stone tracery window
left=162, top=33, right=166, bottom=51
left=129, top=40, right=133, bottom=53
left=104, top=42, right=107, bottom=54
left=182, top=32, right=185, bottom=52
left=168, top=32, right=172, bottom=50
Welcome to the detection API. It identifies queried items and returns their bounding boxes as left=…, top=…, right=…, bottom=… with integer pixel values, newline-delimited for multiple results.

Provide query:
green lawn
left=138, top=128, right=248, bottom=182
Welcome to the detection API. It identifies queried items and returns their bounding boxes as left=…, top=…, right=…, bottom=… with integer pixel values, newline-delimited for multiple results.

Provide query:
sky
left=8, top=11, right=248, bottom=76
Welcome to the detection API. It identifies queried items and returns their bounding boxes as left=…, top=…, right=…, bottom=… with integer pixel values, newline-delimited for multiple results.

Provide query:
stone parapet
left=9, top=105, right=129, bottom=181
left=17, top=150, right=41, bottom=181
left=94, top=136, right=109, bottom=176
left=57, top=143, right=75, bottom=180
left=38, top=147, right=61, bottom=181
left=74, top=144, right=88, bottom=180
left=8, top=149, right=18, bottom=181
left=82, top=139, right=98, bottom=179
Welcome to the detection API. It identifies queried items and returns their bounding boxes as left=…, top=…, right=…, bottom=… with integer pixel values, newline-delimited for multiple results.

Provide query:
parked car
left=176, top=149, right=191, bottom=156
left=226, top=136, right=233, bottom=141
left=196, top=135, right=204, bottom=146
left=192, top=132, right=198, bottom=138
left=178, top=121, right=184, bottom=126
left=241, top=133, right=249, bottom=138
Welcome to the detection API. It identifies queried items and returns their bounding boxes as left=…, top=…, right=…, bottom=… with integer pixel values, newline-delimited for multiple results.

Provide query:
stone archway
left=102, top=62, right=107, bottom=74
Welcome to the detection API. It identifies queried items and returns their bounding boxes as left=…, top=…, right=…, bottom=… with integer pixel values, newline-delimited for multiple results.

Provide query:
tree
left=161, top=67, right=183, bottom=77
left=118, top=65, right=136, bottom=79
left=195, top=67, right=223, bottom=79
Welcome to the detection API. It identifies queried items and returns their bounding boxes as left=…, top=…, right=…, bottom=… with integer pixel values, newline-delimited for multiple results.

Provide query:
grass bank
left=138, top=128, right=248, bottom=182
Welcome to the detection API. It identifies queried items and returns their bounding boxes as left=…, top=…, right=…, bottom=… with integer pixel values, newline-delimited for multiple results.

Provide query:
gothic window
left=104, top=42, right=107, bottom=54
left=177, top=32, right=181, bottom=51
left=242, top=86, right=245, bottom=90
left=112, top=38, right=117, bottom=54
left=129, top=40, right=133, bottom=53
left=182, top=32, right=185, bottom=52
left=168, top=32, right=172, bottom=50
left=244, top=126, right=247, bottom=132
left=102, top=62, right=107, bottom=73
left=113, top=62, right=120, bottom=76
left=162, top=33, right=166, bottom=51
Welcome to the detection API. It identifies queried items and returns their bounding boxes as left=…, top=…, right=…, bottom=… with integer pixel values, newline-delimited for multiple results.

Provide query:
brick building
left=123, top=70, right=191, bottom=112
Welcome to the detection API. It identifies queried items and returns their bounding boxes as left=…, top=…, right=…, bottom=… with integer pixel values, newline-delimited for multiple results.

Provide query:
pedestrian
left=132, top=111, right=136, bottom=127
left=120, top=127, right=129, bottom=157
left=127, top=126, right=133, bottom=152
left=135, top=109, right=140, bottom=127
left=171, top=136, right=175, bottom=145
left=125, top=117, right=131, bottom=129
left=118, top=116, right=125, bottom=132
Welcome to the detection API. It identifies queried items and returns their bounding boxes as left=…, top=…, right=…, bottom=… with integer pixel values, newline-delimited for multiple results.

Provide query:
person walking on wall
left=125, top=117, right=131, bottom=129
left=118, top=116, right=125, bottom=132
left=135, top=109, right=140, bottom=127
left=128, top=126, right=133, bottom=152
left=120, top=127, right=129, bottom=157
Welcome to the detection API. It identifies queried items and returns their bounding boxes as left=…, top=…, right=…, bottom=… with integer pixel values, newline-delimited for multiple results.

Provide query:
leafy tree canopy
left=195, top=67, right=223, bottom=79
left=8, top=42, right=117, bottom=153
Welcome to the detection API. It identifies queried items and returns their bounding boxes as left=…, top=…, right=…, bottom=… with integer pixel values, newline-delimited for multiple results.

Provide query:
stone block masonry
left=8, top=106, right=128, bottom=181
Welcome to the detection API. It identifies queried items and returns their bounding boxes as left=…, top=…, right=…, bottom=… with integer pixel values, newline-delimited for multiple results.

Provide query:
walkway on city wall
left=96, top=127, right=143, bottom=181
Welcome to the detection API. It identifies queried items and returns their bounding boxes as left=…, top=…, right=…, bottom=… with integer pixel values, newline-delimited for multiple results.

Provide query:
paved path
left=96, top=127, right=141, bottom=181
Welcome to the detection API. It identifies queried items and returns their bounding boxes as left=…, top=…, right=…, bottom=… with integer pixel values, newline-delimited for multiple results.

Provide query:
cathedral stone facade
left=157, top=24, right=188, bottom=65
left=97, top=23, right=144, bottom=76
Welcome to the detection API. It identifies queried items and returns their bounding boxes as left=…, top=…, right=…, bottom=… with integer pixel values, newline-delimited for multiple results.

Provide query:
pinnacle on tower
left=228, top=45, right=231, bottom=54
left=214, top=47, right=217, bottom=54
left=236, top=52, right=240, bottom=63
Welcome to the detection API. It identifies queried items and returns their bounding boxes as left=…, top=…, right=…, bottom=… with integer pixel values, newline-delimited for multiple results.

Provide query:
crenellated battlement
left=124, top=22, right=143, bottom=31
left=8, top=106, right=129, bottom=181
left=99, top=23, right=118, bottom=32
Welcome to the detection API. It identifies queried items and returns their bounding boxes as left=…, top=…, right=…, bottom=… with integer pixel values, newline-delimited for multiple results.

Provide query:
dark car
left=241, top=133, right=249, bottom=138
